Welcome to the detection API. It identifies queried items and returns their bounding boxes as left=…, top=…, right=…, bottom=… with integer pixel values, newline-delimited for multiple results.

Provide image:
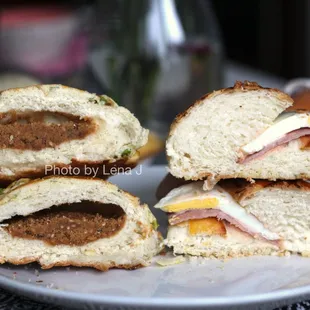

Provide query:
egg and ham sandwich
left=155, top=176, right=310, bottom=258
left=156, top=81, right=310, bottom=258
left=166, top=81, right=310, bottom=188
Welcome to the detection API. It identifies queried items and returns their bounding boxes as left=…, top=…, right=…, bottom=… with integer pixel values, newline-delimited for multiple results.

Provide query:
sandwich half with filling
left=0, top=84, right=148, bottom=184
left=155, top=176, right=310, bottom=258
left=167, top=81, right=310, bottom=188
left=0, top=177, right=162, bottom=270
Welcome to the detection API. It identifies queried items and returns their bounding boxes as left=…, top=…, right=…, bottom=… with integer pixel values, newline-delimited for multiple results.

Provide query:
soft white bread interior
left=167, top=223, right=278, bottom=259
left=165, top=180, right=310, bottom=258
left=236, top=180, right=310, bottom=255
left=0, top=177, right=162, bottom=270
left=0, top=85, right=148, bottom=182
left=166, top=81, right=310, bottom=184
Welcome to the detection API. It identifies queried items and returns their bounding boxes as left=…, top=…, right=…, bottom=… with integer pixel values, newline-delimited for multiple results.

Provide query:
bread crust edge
left=220, top=179, right=310, bottom=202
left=0, top=156, right=139, bottom=186
left=168, top=80, right=293, bottom=138
left=0, top=257, right=147, bottom=271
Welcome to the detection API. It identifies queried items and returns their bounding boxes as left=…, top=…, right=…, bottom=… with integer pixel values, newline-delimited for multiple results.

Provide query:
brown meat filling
left=0, top=111, right=96, bottom=150
left=4, top=202, right=126, bottom=246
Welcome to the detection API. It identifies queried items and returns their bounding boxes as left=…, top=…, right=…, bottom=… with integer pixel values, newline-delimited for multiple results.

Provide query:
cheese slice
left=154, top=181, right=224, bottom=212
left=241, top=112, right=310, bottom=155
left=188, top=218, right=226, bottom=236
left=164, top=198, right=219, bottom=213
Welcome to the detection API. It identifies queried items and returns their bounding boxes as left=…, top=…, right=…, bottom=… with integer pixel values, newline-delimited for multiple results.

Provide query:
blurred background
left=0, top=0, right=309, bottom=161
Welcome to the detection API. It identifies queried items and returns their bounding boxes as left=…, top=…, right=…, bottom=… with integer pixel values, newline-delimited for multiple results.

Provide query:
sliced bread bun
left=0, top=85, right=148, bottom=183
left=166, top=81, right=310, bottom=185
left=163, top=179, right=310, bottom=258
left=0, top=177, right=162, bottom=270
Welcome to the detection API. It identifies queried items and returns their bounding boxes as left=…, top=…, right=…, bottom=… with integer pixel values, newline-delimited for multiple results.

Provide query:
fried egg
left=154, top=182, right=279, bottom=240
left=241, top=112, right=310, bottom=155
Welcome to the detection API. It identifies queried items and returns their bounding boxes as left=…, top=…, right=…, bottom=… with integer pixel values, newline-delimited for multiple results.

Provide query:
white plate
left=1, top=166, right=310, bottom=309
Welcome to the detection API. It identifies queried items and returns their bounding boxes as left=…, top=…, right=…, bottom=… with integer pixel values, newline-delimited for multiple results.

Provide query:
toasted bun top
left=0, top=84, right=148, bottom=172
left=0, top=84, right=119, bottom=116
left=169, top=81, right=294, bottom=136
left=165, top=81, right=305, bottom=182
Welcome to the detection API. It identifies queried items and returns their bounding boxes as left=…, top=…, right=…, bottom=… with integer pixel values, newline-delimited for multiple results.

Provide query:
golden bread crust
left=219, top=179, right=310, bottom=202
left=1, top=257, right=146, bottom=271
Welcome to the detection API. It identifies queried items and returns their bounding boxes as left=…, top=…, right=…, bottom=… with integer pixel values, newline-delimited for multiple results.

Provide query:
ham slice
left=239, top=128, right=310, bottom=164
left=169, top=209, right=279, bottom=244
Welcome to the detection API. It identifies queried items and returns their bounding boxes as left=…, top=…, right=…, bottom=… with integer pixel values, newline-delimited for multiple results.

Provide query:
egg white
left=154, top=182, right=279, bottom=240
left=241, top=112, right=310, bottom=155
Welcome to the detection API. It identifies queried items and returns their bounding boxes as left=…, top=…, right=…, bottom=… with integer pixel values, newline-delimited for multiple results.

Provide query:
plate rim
left=0, top=273, right=309, bottom=308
